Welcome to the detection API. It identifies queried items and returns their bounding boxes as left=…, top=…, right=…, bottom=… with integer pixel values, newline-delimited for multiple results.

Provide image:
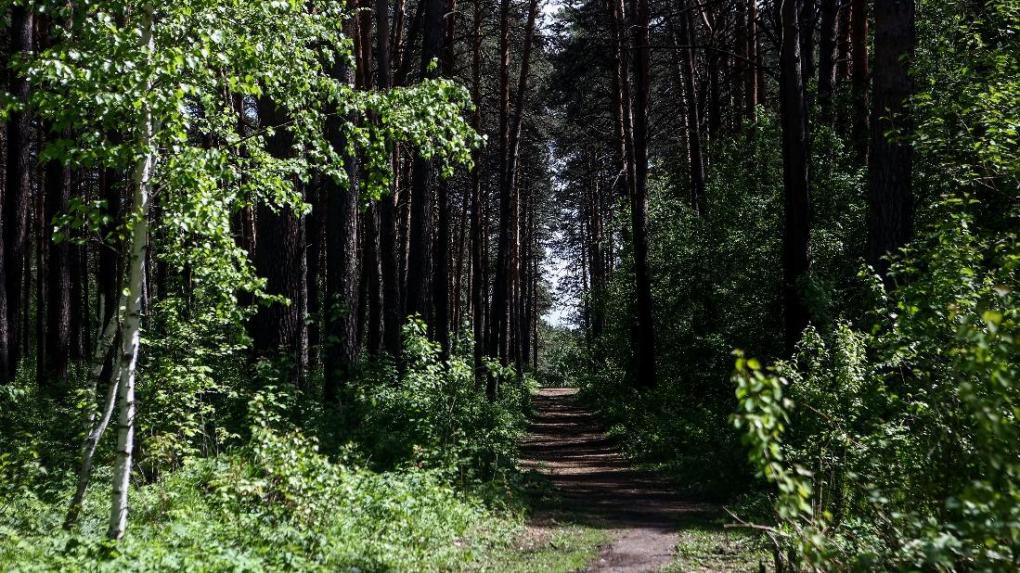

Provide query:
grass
left=660, top=514, right=771, bottom=573
left=469, top=517, right=610, bottom=573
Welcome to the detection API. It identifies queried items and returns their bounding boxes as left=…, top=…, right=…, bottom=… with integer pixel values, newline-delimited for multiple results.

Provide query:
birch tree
left=24, top=0, right=479, bottom=540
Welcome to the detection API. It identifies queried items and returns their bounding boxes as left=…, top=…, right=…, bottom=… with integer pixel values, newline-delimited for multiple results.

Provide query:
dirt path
left=520, top=388, right=716, bottom=573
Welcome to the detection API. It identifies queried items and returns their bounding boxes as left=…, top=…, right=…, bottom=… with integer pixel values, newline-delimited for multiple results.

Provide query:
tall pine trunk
left=780, top=0, right=812, bottom=353
left=469, top=0, right=487, bottom=386
left=377, top=0, right=403, bottom=359
left=323, top=34, right=360, bottom=404
left=628, top=0, right=658, bottom=388
left=252, top=97, right=308, bottom=388
left=868, top=0, right=915, bottom=274
left=850, top=0, right=869, bottom=161
left=406, top=0, right=444, bottom=328
left=3, top=6, right=34, bottom=382
left=818, top=0, right=839, bottom=122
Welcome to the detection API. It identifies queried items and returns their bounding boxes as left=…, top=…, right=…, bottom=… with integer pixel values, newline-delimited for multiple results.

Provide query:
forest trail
left=520, top=388, right=715, bottom=572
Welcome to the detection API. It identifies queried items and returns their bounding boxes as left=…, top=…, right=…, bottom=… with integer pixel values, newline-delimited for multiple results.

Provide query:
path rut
left=520, top=387, right=715, bottom=573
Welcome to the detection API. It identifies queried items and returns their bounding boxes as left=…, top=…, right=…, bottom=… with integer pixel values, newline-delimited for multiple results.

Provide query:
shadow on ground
left=516, top=388, right=768, bottom=573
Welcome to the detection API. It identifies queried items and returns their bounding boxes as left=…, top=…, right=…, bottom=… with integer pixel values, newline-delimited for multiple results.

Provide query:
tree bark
left=868, top=0, right=915, bottom=274
left=799, top=0, right=817, bottom=87
left=746, top=0, right=760, bottom=117
left=489, top=0, right=514, bottom=378
left=364, top=206, right=383, bottom=354
left=780, top=0, right=813, bottom=353
left=377, top=0, right=403, bottom=359
left=850, top=0, right=869, bottom=161
left=607, top=0, right=636, bottom=240
left=818, top=0, right=839, bottom=122
left=252, top=98, right=307, bottom=388
left=406, top=0, right=444, bottom=328
left=469, top=0, right=487, bottom=387
left=836, top=0, right=851, bottom=83
left=3, top=6, right=34, bottom=382
left=675, top=5, right=707, bottom=215
left=628, top=0, right=658, bottom=388
left=323, top=37, right=360, bottom=403
left=43, top=134, right=72, bottom=389
left=431, top=0, right=457, bottom=360
left=108, top=8, right=155, bottom=540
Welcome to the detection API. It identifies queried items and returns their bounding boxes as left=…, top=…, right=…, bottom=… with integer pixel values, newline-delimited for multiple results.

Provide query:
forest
left=0, top=0, right=1017, bottom=570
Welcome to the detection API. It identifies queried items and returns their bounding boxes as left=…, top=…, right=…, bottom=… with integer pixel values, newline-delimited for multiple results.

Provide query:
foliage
left=724, top=1, right=1020, bottom=570
left=11, top=0, right=481, bottom=475
left=0, top=426, right=514, bottom=572
left=0, top=324, right=532, bottom=571
left=338, top=319, right=529, bottom=479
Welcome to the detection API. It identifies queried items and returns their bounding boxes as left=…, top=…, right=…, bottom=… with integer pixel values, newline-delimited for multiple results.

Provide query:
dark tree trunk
left=488, top=0, right=513, bottom=379
left=44, top=134, right=72, bottom=389
left=70, top=225, right=86, bottom=362
left=607, top=0, right=636, bottom=238
left=305, top=182, right=323, bottom=364
left=3, top=6, right=34, bottom=381
left=818, top=0, right=839, bottom=122
left=628, top=0, right=658, bottom=388
left=676, top=6, right=707, bottom=216
left=377, top=0, right=403, bottom=359
left=322, top=46, right=360, bottom=403
left=405, top=0, right=444, bottom=328
left=780, top=0, right=813, bottom=353
left=746, top=0, right=761, bottom=116
left=506, top=0, right=539, bottom=371
left=734, top=0, right=748, bottom=124
left=868, top=0, right=915, bottom=274
left=431, top=0, right=456, bottom=361
left=364, top=207, right=383, bottom=354
left=469, top=0, right=487, bottom=386
left=252, top=97, right=308, bottom=388
left=850, top=0, right=869, bottom=161
left=708, top=50, right=723, bottom=138
left=799, top=0, right=817, bottom=87
left=836, top=1, right=851, bottom=83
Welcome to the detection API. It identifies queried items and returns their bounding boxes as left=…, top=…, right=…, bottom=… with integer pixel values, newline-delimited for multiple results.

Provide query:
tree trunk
left=323, top=38, right=360, bottom=404
left=818, top=0, right=839, bottom=123
left=306, top=184, right=323, bottom=364
left=868, top=0, right=915, bottom=274
left=676, top=5, right=707, bottom=215
left=108, top=9, right=155, bottom=540
left=628, top=0, right=658, bottom=388
left=44, top=133, right=72, bottom=389
left=470, top=0, right=487, bottom=386
left=850, top=0, right=869, bottom=161
left=489, top=0, right=514, bottom=378
left=431, top=0, right=457, bottom=361
left=3, top=6, right=34, bottom=382
left=377, top=0, right=403, bottom=359
left=364, top=206, right=383, bottom=354
left=799, top=0, right=817, bottom=87
left=65, top=302, right=121, bottom=529
left=506, top=0, right=539, bottom=371
left=406, top=0, right=444, bottom=328
left=780, top=0, right=812, bottom=353
left=836, top=0, right=851, bottom=83
left=251, top=98, right=307, bottom=388
left=746, top=0, right=760, bottom=117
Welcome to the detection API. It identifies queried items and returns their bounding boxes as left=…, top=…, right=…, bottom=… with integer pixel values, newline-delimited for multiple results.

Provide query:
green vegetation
left=2, top=0, right=1019, bottom=570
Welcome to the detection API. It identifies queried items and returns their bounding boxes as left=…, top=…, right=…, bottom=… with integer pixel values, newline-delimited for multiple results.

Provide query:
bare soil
left=520, top=388, right=717, bottom=573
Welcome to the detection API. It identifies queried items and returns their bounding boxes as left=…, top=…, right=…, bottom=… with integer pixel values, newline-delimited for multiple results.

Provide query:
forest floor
left=515, top=388, right=768, bottom=573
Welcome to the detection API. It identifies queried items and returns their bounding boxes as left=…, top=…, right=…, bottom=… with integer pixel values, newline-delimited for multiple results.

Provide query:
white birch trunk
left=107, top=6, right=156, bottom=541
left=64, top=301, right=124, bottom=529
